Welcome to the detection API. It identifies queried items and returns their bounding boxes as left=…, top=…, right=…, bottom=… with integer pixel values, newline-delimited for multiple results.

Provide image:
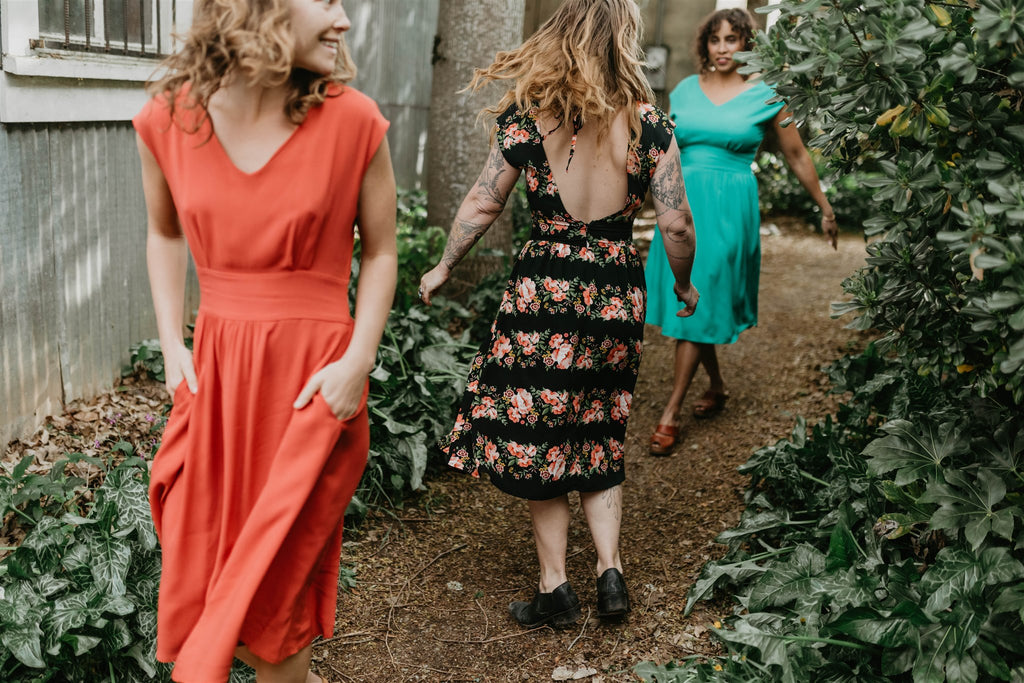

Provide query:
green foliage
left=753, top=151, right=878, bottom=231
left=638, top=0, right=1024, bottom=680
left=345, top=188, right=483, bottom=518
left=0, top=450, right=171, bottom=682
left=126, top=340, right=166, bottom=383
left=391, top=189, right=448, bottom=311
left=351, top=302, right=476, bottom=516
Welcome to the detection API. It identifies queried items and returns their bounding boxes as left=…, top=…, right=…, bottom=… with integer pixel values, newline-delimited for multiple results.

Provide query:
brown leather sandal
left=649, top=424, right=679, bottom=456
left=693, top=390, right=728, bottom=419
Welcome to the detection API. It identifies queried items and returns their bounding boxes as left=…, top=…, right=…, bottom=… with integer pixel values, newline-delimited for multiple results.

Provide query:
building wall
left=0, top=121, right=202, bottom=445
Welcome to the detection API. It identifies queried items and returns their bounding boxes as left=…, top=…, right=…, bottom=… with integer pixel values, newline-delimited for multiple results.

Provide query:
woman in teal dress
left=646, top=8, right=838, bottom=455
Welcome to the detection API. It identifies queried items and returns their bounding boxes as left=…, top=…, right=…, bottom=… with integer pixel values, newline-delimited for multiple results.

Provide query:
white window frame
left=0, top=0, right=193, bottom=122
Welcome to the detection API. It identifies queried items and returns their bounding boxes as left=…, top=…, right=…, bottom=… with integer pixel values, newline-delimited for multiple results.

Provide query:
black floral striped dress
left=440, top=102, right=675, bottom=500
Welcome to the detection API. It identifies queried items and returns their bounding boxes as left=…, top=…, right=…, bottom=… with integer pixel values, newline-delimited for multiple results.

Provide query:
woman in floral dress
left=419, top=0, right=698, bottom=628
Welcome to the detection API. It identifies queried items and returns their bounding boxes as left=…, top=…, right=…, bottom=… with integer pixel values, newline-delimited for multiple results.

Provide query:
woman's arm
left=294, top=138, right=399, bottom=420
left=418, top=144, right=522, bottom=304
left=773, top=108, right=838, bottom=249
left=651, top=137, right=699, bottom=317
left=137, top=133, right=197, bottom=395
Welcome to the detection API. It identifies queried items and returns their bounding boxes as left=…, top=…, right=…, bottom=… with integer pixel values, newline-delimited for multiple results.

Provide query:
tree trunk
left=426, top=0, right=525, bottom=294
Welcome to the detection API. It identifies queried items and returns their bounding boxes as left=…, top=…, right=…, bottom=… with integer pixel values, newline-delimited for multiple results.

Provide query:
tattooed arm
left=651, top=137, right=699, bottom=318
left=419, top=144, right=522, bottom=305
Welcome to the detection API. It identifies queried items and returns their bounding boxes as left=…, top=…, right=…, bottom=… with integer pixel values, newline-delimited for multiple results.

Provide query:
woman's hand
left=163, top=340, right=197, bottom=396
left=821, top=214, right=838, bottom=250
left=418, top=265, right=450, bottom=306
left=674, top=282, right=700, bottom=318
left=293, top=356, right=367, bottom=420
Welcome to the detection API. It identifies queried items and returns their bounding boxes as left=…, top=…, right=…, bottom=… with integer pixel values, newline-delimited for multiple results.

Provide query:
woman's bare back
left=538, top=109, right=630, bottom=223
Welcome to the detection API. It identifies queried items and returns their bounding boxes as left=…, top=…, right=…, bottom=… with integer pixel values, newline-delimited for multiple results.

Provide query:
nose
left=334, top=7, right=351, bottom=32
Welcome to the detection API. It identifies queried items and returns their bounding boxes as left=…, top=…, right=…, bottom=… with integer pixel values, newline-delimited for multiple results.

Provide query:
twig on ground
left=475, top=596, right=490, bottom=641
left=317, top=630, right=373, bottom=645
left=433, top=624, right=551, bottom=644
left=608, top=630, right=624, bottom=659
left=326, top=662, right=358, bottom=683
left=567, top=608, right=591, bottom=650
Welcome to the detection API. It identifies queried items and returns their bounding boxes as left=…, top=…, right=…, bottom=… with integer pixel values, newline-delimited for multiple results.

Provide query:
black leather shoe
left=509, top=581, right=581, bottom=628
left=596, top=568, right=630, bottom=618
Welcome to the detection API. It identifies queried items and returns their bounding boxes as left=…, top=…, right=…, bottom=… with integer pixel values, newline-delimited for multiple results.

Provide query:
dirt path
left=317, top=225, right=869, bottom=682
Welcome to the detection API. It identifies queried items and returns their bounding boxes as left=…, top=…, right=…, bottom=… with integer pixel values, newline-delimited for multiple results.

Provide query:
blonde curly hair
left=470, top=0, right=654, bottom=147
left=148, top=0, right=357, bottom=130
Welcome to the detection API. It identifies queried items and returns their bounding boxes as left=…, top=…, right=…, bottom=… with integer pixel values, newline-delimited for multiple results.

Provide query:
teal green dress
left=645, top=76, right=783, bottom=343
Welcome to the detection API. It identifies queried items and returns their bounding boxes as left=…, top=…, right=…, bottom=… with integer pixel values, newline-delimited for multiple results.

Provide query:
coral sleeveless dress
left=133, top=86, right=388, bottom=682
left=645, top=76, right=783, bottom=343
left=440, top=102, right=675, bottom=500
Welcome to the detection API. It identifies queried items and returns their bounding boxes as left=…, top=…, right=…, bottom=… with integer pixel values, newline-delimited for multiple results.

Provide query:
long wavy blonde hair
left=148, top=0, right=357, bottom=129
left=470, top=0, right=653, bottom=147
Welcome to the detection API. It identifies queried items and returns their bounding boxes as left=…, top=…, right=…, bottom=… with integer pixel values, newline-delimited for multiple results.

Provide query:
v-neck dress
left=440, top=102, right=675, bottom=500
left=645, top=76, right=783, bottom=343
left=133, top=85, right=388, bottom=682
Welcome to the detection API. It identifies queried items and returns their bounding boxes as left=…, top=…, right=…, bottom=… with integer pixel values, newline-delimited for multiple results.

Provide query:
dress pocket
left=311, top=383, right=369, bottom=423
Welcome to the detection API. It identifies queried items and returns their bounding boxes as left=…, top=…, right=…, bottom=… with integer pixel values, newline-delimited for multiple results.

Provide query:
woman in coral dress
left=419, top=0, right=698, bottom=629
left=134, top=0, right=396, bottom=681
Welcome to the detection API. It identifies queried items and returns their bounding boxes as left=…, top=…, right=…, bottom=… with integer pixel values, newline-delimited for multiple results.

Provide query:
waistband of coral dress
left=196, top=268, right=353, bottom=323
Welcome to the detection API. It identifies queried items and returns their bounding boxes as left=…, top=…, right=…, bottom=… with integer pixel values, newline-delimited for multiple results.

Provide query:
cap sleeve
left=132, top=95, right=173, bottom=168
left=636, top=102, right=676, bottom=180
left=494, top=103, right=536, bottom=169
left=357, top=93, right=390, bottom=168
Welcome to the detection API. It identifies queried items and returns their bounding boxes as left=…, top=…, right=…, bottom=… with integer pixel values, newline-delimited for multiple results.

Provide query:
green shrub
left=0, top=448, right=171, bottom=682
left=754, top=151, right=879, bottom=231
left=638, top=0, right=1024, bottom=680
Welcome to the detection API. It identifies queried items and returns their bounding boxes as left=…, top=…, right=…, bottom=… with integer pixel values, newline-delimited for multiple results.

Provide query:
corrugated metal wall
left=349, top=0, right=439, bottom=187
left=1, top=0, right=439, bottom=445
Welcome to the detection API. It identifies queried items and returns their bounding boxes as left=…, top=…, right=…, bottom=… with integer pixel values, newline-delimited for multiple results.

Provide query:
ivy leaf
left=104, top=471, right=158, bottom=550
left=91, top=534, right=132, bottom=597
left=864, top=419, right=970, bottom=486
left=716, top=510, right=812, bottom=543
left=63, top=634, right=102, bottom=657
left=749, top=545, right=826, bottom=610
left=1, top=620, right=47, bottom=669
left=50, top=592, right=90, bottom=640
left=684, top=558, right=768, bottom=616
left=713, top=616, right=789, bottom=669
left=825, top=601, right=929, bottom=647
left=35, top=573, right=71, bottom=599
left=810, top=568, right=878, bottom=610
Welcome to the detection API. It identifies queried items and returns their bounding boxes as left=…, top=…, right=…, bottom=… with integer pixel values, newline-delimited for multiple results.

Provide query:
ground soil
left=2, top=219, right=869, bottom=682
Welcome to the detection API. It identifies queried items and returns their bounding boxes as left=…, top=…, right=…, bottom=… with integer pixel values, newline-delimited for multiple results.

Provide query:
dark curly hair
left=694, top=8, right=756, bottom=75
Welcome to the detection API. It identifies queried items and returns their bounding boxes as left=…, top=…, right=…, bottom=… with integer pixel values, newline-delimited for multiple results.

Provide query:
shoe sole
left=514, top=605, right=581, bottom=629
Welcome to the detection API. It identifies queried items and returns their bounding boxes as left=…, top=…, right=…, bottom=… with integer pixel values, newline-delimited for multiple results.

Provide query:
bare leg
left=698, top=344, right=726, bottom=394
left=655, top=340, right=703, bottom=427
left=580, top=486, right=622, bottom=576
left=527, top=495, right=572, bottom=592
left=234, top=644, right=319, bottom=683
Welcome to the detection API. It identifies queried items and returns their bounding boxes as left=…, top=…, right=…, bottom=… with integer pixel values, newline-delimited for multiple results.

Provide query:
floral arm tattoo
left=439, top=145, right=519, bottom=272
left=651, top=142, right=696, bottom=287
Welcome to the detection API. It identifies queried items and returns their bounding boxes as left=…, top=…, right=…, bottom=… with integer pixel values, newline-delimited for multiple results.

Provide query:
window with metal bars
left=35, top=0, right=176, bottom=58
